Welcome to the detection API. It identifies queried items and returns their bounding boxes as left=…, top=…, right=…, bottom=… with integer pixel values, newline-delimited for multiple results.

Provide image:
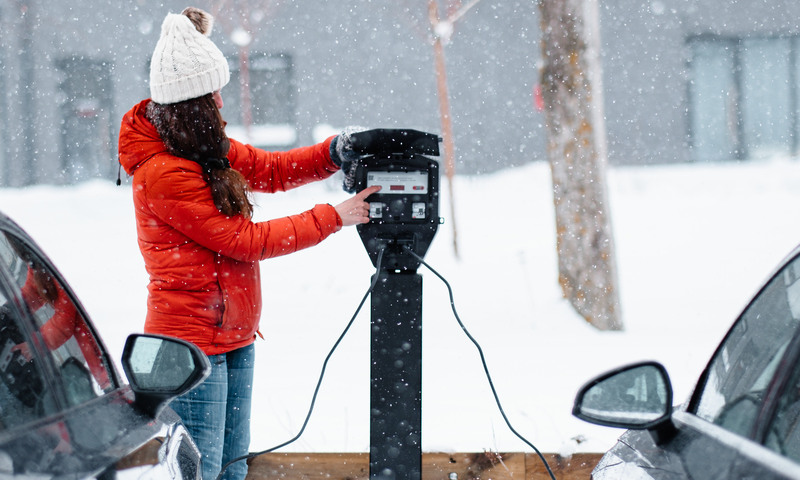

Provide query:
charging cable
left=216, top=245, right=557, bottom=480
left=214, top=248, right=386, bottom=480
left=404, top=246, right=557, bottom=480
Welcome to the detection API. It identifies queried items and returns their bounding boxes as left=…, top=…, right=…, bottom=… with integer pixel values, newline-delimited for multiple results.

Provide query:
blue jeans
left=170, top=344, right=254, bottom=480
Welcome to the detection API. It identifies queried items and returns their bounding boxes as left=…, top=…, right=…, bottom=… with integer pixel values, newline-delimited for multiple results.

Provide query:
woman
left=117, top=7, right=378, bottom=480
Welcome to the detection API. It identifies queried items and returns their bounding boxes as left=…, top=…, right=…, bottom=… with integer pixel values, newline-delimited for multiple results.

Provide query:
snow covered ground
left=2, top=158, right=800, bottom=457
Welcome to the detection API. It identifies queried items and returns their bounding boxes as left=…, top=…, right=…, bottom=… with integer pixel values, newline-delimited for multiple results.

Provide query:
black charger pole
left=350, top=129, right=441, bottom=480
left=370, top=270, right=423, bottom=480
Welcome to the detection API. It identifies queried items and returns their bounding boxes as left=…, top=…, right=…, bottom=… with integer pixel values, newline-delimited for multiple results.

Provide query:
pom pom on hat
left=149, top=7, right=230, bottom=104
left=181, top=6, right=214, bottom=35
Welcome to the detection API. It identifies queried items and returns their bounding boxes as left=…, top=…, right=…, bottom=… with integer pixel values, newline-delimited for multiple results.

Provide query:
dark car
left=573, top=243, right=800, bottom=479
left=0, top=211, right=210, bottom=479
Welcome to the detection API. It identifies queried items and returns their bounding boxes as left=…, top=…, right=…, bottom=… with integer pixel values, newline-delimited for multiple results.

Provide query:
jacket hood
left=118, top=99, right=168, bottom=176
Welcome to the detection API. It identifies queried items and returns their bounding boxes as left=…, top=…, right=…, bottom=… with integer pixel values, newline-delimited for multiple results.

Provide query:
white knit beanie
left=149, top=8, right=230, bottom=104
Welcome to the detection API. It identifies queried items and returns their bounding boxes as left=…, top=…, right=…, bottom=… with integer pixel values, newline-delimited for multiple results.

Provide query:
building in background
left=0, top=0, right=799, bottom=186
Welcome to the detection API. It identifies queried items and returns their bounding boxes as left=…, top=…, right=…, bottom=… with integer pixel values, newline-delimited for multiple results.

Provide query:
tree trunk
left=538, top=0, right=622, bottom=330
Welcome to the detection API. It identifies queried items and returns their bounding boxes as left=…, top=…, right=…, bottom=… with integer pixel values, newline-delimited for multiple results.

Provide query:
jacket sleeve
left=227, top=136, right=339, bottom=194
left=143, top=161, right=343, bottom=262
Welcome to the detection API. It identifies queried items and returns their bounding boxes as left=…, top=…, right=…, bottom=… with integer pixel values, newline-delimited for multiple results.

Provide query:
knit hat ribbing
left=149, top=9, right=230, bottom=104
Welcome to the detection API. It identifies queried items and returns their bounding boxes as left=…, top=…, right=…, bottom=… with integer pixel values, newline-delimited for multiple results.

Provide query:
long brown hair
left=146, top=92, right=253, bottom=219
left=144, top=7, right=252, bottom=219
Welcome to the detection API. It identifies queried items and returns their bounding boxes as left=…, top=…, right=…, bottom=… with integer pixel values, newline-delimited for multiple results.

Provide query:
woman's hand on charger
left=335, top=185, right=381, bottom=226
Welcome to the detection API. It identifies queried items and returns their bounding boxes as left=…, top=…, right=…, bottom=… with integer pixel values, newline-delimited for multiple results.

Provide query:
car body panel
left=0, top=390, right=197, bottom=478
left=594, top=412, right=800, bottom=479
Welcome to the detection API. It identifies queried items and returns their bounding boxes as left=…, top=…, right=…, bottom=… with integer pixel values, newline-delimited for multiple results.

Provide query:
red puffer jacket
left=118, top=99, right=342, bottom=355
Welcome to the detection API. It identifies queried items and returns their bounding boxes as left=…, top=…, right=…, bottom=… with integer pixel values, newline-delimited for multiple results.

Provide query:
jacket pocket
left=212, top=255, right=261, bottom=346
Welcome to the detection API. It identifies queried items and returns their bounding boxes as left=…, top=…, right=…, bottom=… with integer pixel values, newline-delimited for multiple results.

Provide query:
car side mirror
left=121, top=334, right=210, bottom=418
left=573, top=361, right=677, bottom=444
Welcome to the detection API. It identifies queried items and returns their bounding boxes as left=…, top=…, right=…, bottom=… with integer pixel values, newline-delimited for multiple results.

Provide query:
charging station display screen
left=366, top=171, right=428, bottom=195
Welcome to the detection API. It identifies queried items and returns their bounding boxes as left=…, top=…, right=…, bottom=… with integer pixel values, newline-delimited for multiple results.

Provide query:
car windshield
left=694, top=253, right=800, bottom=438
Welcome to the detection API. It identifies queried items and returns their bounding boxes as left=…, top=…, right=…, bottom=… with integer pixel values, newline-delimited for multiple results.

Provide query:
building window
left=688, top=35, right=799, bottom=162
left=225, top=52, right=296, bottom=149
left=55, top=57, right=115, bottom=183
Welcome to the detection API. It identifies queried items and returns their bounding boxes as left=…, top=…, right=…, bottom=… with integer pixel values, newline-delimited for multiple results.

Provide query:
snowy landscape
left=2, top=157, right=800, bottom=458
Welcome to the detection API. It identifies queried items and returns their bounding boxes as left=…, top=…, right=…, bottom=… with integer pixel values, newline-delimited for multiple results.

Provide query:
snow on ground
left=2, top=158, right=800, bottom=456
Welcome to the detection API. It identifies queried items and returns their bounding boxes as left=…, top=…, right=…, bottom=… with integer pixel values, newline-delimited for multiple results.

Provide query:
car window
left=765, top=350, right=800, bottom=461
left=0, top=237, right=58, bottom=430
left=693, top=254, right=800, bottom=438
left=0, top=231, right=113, bottom=414
left=0, top=281, right=57, bottom=431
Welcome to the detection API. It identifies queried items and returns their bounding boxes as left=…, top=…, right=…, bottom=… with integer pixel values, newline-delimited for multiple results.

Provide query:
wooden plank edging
left=246, top=452, right=602, bottom=480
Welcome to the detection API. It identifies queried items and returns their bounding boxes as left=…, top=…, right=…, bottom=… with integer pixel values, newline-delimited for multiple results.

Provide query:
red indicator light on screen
left=390, top=185, right=405, bottom=191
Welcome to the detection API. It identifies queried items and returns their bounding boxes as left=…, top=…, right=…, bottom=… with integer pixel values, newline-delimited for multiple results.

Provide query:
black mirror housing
left=121, top=334, right=211, bottom=418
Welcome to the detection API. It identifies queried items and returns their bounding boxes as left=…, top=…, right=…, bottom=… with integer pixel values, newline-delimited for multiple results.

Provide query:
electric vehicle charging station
left=349, top=129, right=441, bottom=480
left=212, top=129, right=559, bottom=480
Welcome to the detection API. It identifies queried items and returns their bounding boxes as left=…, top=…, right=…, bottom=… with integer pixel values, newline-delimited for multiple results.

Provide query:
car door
left=0, top=213, right=207, bottom=480
left=630, top=247, right=800, bottom=479
left=586, top=247, right=800, bottom=479
left=0, top=223, right=134, bottom=474
left=0, top=220, right=187, bottom=478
